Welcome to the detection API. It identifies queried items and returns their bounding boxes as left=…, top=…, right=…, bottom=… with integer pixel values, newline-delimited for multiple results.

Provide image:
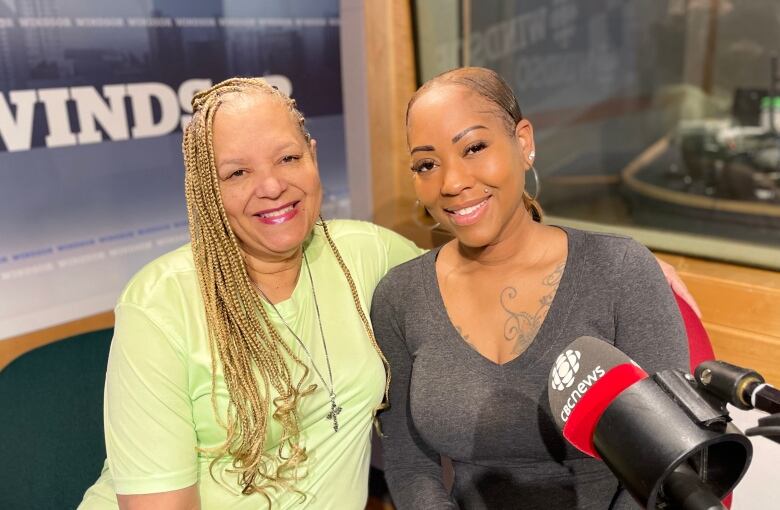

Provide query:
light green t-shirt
left=78, top=220, right=422, bottom=510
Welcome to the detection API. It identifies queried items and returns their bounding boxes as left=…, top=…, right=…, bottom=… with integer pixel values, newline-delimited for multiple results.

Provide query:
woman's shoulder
left=559, top=227, right=662, bottom=296
left=321, top=219, right=424, bottom=272
left=370, top=252, right=430, bottom=328
left=384, top=249, right=429, bottom=278
left=321, top=219, right=390, bottom=254
left=563, top=226, right=652, bottom=270
left=373, top=249, right=431, bottom=301
left=321, top=218, right=383, bottom=238
left=118, top=243, right=197, bottom=309
left=323, top=219, right=412, bottom=246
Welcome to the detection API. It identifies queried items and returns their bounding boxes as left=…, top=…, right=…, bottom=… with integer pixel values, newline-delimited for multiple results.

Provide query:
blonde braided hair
left=182, top=77, right=390, bottom=503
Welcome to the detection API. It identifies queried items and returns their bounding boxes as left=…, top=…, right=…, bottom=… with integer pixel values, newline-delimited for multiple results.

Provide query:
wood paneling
left=657, top=253, right=780, bottom=386
left=706, top=324, right=780, bottom=385
left=363, top=0, right=432, bottom=248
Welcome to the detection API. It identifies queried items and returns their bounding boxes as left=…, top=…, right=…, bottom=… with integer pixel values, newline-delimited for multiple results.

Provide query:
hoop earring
left=526, top=165, right=541, bottom=201
left=412, top=199, right=440, bottom=230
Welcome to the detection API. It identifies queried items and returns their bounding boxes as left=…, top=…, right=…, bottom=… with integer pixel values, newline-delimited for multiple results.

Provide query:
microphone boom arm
left=695, top=360, right=780, bottom=445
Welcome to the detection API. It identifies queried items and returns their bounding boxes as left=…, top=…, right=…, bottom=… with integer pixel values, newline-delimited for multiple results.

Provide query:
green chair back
left=0, top=329, right=113, bottom=510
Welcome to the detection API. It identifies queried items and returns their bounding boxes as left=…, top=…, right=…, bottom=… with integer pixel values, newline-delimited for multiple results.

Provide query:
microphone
left=548, top=336, right=752, bottom=510
left=548, top=336, right=648, bottom=457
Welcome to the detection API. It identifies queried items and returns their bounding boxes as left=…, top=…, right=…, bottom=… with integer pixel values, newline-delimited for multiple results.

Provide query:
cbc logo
left=552, top=349, right=581, bottom=391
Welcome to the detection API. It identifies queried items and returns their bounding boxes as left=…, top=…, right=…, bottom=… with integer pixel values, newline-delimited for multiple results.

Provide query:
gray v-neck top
left=370, top=227, right=688, bottom=510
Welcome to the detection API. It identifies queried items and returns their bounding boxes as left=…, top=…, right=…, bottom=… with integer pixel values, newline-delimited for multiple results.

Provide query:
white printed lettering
left=0, top=90, right=37, bottom=152
left=127, top=83, right=180, bottom=139
left=38, top=88, right=77, bottom=148
left=560, top=365, right=605, bottom=423
left=71, top=84, right=129, bottom=144
left=0, top=76, right=292, bottom=152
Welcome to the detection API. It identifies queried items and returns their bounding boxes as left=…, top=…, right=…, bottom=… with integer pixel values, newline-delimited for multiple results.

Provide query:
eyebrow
left=452, top=125, right=487, bottom=144
left=410, top=145, right=435, bottom=154
left=217, top=141, right=301, bottom=168
left=410, top=125, right=489, bottom=154
left=217, top=157, right=248, bottom=169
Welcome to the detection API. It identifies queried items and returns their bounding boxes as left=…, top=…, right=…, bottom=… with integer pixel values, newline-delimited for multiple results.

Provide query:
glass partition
left=413, top=0, right=780, bottom=269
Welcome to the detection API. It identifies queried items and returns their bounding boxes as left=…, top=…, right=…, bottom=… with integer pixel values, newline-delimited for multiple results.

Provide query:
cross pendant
left=326, top=394, right=342, bottom=432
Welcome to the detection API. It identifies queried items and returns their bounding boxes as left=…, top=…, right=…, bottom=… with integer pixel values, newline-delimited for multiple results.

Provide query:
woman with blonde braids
left=78, top=77, right=421, bottom=510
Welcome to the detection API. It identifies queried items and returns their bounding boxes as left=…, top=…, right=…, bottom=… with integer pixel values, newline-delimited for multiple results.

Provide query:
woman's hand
left=655, top=256, right=702, bottom=318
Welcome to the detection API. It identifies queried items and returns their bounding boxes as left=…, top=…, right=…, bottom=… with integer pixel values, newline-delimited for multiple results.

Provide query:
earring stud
left=529, top=150, right=535, bottom=161
left=483, top=188, right=490, bottom=194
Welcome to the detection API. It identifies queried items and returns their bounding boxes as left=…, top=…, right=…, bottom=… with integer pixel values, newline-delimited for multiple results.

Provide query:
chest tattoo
left=500, top=262, right=566, bottom=355
left=453, top=262, right=566, bottom=357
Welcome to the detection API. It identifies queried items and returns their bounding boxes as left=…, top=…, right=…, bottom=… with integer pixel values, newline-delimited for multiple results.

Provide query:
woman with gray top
left=370, top=67, right=690, bottom=509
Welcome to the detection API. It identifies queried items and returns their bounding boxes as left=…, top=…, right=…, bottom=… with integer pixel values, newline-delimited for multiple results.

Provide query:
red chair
left=674, top=291, right=716, bottom=370
left=673, top=290, right=733, bottom=509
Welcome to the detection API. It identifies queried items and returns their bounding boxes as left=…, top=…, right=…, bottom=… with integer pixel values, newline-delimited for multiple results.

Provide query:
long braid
left=318, top=221, right=392, bottom=422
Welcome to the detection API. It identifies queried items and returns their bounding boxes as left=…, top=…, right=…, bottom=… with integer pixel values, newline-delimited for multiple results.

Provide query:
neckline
left=420, top=225, right=583, bottom=375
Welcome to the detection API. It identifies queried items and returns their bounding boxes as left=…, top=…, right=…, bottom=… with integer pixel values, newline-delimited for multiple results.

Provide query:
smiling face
left=212, top=92, right=322, bottom=261
left=407, top=84, right=535, bottom=248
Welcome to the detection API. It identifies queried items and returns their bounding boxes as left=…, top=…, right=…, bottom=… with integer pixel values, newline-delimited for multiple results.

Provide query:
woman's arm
left=654, top=256, right=702, bottom=318
left=117, top=485, right=200, bottom=510
left=615, top=242, right=690, bottom=373
left=371, top=277, right=458, bottom=509
left=105, top=303, right=200, bottom=500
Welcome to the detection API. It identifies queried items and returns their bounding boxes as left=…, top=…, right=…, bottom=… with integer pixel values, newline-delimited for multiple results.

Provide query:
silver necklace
left=252, top=251, right=342, bottom=432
